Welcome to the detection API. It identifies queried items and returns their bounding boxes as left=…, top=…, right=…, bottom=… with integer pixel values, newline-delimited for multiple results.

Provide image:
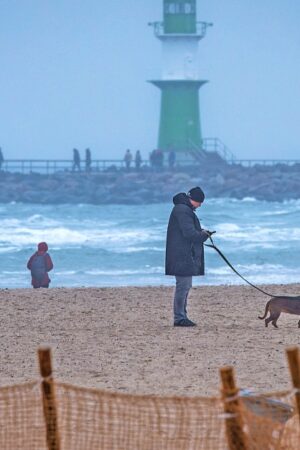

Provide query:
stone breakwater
left=0, top=162, right=299, bottom=204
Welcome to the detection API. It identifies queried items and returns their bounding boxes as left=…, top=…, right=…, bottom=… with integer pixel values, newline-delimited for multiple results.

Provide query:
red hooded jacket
left=27, top=242, right=53, bottom=287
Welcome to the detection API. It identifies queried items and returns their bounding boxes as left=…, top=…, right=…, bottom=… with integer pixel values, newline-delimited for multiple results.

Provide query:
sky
left=0, top=0, right=299, bottom=161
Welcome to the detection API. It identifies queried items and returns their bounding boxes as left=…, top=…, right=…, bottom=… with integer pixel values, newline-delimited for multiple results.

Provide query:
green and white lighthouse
left=149, top=0, right=212, bottom=158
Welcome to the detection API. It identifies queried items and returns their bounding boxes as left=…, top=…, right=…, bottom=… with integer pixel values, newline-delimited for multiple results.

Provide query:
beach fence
left=0, top=348, right=300, bottom=449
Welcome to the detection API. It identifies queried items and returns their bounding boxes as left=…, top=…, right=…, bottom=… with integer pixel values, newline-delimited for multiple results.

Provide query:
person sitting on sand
left=27, top=242, right=53, bottom=288
left=165, top=187, right=214, bottom=327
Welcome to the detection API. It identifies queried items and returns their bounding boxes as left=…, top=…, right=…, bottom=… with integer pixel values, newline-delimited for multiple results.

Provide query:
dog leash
left=204, top=234, right=276, bottom=297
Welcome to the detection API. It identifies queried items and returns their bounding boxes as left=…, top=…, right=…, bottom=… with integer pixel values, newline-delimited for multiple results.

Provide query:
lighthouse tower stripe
left=161, top=36, right=199, bottom=80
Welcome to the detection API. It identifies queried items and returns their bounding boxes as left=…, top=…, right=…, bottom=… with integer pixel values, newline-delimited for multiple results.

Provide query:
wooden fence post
left=286, top=346, right=300, bottom=424
left=38, top=347, right=61, bottom=450
left=220, top=366, right=249, bottom=450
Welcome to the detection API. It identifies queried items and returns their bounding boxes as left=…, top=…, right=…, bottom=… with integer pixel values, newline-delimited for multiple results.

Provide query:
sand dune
left=0, top=284, right=299, bottom=396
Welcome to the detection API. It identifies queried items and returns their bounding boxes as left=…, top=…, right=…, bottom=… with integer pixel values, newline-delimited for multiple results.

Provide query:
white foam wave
left=55, top=270, right=77, bottom=275
left=0, top=226, right=162, bottom=248
left=0, top=246, right=19, bottom=253
left=207, top=197, right=256, bottom=205
left=241, top=197, right=257, bottom=202
left=215, top=223, right=300, bottom=243
left=86, top=267, right=164, bottom=276
left=2, top=270, right=27, bottom=275
left=217, top=223, right=241, bottom=232
left=0, top=216, right=60, bottom=227
left=261, top=210, right=293, bottom=216
left=115, top=246, right=164, bottom=253
left=27, top=214, right=60, bottom=226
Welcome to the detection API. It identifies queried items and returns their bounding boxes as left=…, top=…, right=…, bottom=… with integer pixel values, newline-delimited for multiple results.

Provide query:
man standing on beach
left=166, top=187, right=212, bottom=327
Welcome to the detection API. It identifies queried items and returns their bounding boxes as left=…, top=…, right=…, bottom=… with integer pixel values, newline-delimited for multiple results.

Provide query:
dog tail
left=258, top=300, right=271, bottom=320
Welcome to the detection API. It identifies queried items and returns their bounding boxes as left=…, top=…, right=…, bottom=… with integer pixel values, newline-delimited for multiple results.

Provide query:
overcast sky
left=0, top=0, right=299, bottom=160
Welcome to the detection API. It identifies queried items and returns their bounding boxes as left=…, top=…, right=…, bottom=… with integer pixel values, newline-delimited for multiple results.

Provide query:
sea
left=0, top=198, right=300, bottom=289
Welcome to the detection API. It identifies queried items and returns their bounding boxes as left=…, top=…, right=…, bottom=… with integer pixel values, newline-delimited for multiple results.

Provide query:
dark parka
left=165, top=193, right=209, bottom=276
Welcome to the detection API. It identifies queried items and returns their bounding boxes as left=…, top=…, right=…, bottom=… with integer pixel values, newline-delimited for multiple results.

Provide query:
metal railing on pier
left=202, top=137, right=236, bottom=161
left=0, top=157, right=299, bottom=175
left=228, top=159, right=300, bottom=167
left=0, top=159, right=142, bottom=174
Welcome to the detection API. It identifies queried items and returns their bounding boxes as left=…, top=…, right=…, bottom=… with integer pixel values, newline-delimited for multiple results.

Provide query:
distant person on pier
left=72, top=148, right=81, bottom=171
left=150, top=149, right=164, bottom=171
left=149, top=150, right=155, bottom=169
left=166, top=187, right=214, bottom=327
left=150, top=149, right=158, bottom=170
left=85, top=148, right=92, bottom=172
left=168, top=150, right=176, bottom=169
left=156, top=149, right=164, bottom=170
left=27, top=242, right=53, bottom=289
left=135, top=150, right=142, bottom=170
left=124, top=149, right=132, bottom=171
left=0, top=147, right=4, bottom=170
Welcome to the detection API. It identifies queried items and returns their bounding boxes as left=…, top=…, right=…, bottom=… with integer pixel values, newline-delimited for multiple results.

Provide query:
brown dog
left=259, top=296, right=300, bottom=328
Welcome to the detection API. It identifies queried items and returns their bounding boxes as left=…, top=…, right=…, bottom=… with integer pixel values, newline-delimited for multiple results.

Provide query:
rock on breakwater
left=0, top=162, right=299, bottom=204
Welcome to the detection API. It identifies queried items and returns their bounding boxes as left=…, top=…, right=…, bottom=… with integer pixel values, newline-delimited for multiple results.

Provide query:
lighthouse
left=149, top=0, right=212, bottom=159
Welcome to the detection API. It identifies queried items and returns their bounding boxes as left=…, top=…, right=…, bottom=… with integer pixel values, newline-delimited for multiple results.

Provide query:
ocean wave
left=260, top=208, right=300, bottom=217
left=54, top=270, right=77, bottom=275
left=0, top=218, right=22, bottom=227
left=0, top=226, right=163, bottom=247
left=85, top=267, right=164, bottom=276
left=282, top=199, right=300, bottom=206
left=27, top=214, right=61, bottom=226
left=214, top=198, right=300, bottom=206
left=0, top=246, right=20, bottom=253
left=0, top=268, right=298, bottom=288
left=241, top=197, right=257, bottom=202
left=214, top=224, right=300, bottom=243
left=113, top=246, right=164, bottom=253
left=207, top=197, right=256, bottom=205
left=0, top=216, right=121, bottom=230
left=208, top=263, right=296, bottom=276
left=261, top=210, right=298, bottom=217
left=2, top=270, right=27, bottom=275
left=0, top=216, right=59, bottom=227
left=207, top=264, right=300, bottom=288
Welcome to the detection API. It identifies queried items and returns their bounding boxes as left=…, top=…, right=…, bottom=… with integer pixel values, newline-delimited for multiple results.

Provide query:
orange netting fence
left=0, top=347, right=300, bottom=450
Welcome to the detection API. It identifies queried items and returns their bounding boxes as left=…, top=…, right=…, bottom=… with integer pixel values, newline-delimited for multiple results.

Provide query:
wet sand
left=0, top=284, right=299, bottom=396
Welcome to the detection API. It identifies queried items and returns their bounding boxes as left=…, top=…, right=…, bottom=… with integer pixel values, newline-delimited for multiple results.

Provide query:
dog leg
left=270, top=312, right=280, bottom=328
left=265, top=317, right=272, bottom=327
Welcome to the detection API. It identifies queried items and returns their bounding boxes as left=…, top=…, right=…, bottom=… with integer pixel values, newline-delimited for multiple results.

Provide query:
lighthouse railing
left=148, top=21, right=212, bottom=39
left=202, top=138, right=236, bottom=162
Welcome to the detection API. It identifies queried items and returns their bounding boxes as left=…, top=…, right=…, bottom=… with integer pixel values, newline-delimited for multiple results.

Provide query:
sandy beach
left=1, top=284, right=300, bottom=396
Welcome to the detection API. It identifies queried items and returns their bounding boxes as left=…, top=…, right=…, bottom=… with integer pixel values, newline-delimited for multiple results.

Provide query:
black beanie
left=187, top=186, right=205, bottom=203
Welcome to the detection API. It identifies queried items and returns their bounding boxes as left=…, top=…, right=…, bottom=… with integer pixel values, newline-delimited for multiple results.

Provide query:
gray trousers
left=173, top=276, right=193, bottom=322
